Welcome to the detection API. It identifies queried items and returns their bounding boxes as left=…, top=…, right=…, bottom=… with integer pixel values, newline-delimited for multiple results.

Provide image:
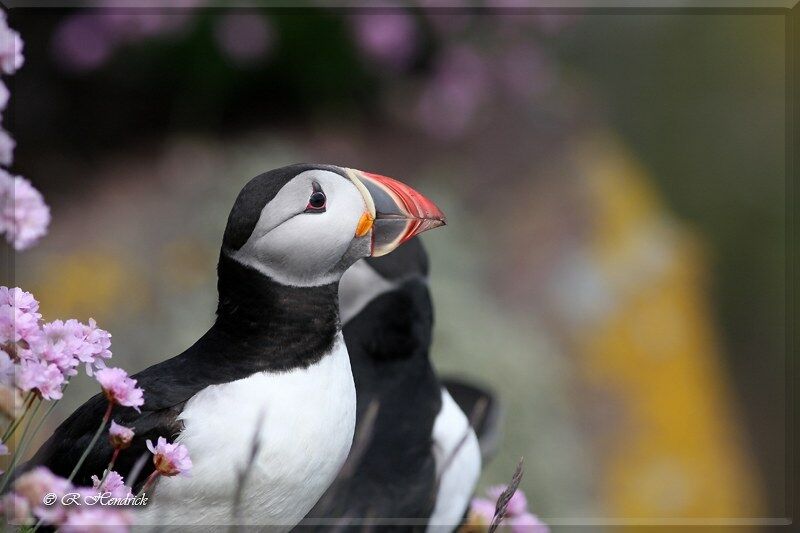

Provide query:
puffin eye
left=304, top=182, right=326, bottom=213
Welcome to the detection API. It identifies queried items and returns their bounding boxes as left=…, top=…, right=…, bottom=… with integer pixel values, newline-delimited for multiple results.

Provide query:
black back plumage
left=27, top=165, right=344, bottom=489
left=301, top=240, right=442, bottom=531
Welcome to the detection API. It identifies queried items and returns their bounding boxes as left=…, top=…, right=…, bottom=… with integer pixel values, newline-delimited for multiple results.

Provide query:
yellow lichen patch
left=29, top=252, right=148, bottom=323
left=570, top=133, right=763, bottom=520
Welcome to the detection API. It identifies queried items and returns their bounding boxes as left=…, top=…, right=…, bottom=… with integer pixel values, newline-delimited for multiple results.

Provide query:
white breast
left=137, top=333, right=356, bottom=529
left=426, top=389, right=482, bottom=533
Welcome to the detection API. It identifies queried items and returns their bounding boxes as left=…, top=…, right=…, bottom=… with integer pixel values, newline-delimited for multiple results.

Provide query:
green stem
left=67, top=401, right=112, bottom=484
left=4, top=382, right=72, bottom=484
left=0, top=398, right=43, bottom=493
left=3, top=381, right=73, bottom=466
left=5, top=398, right=62, bottom=489
left=136, top=470, right=159, bottom=498
left=97, top=448, right=120, bottom=488
left=2, top=391, right=35, bottom=442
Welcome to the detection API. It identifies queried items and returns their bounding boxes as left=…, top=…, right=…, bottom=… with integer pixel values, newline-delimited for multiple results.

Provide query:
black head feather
left=222, top=163, right=347, bottom=252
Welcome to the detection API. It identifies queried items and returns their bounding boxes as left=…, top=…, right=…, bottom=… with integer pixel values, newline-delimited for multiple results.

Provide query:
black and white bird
left=302, top=238, right=499, bottom=532
left=28, top=164, right=445, bottom=528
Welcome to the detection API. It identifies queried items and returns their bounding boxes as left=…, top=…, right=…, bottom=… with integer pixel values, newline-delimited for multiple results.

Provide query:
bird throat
left=214, top=253, right=341, bottom=372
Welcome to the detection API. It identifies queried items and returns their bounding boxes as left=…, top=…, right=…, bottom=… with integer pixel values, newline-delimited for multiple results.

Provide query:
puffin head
left=222, top=164, right=444, bottom=287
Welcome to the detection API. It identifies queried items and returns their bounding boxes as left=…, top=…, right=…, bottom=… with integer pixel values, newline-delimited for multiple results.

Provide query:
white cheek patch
left=231, top=170, right=370, bottom=287
left=254, top=215, right=353, bottom=283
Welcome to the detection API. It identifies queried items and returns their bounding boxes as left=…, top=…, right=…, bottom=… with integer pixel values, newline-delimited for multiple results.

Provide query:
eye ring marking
left=304, top=181, right=326, bottom=213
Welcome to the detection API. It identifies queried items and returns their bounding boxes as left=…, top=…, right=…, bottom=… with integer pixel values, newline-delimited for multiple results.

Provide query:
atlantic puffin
left=301, top=238, right=499, bottom=531
left=28, top=164, right=445, bottom=528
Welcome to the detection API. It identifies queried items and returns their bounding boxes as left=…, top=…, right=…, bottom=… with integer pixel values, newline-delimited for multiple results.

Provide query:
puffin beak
left=346, top=169, right=446, bottom=257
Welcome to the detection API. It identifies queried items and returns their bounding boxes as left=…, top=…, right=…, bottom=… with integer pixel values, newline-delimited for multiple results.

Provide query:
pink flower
left=52, top=11, right=193, bottom=73
left=34, top=319, right=83, bottom=377
left=487, top=485, right=528, bottom=516
left=469, top=496, right=496, bottom=525
left=74, top=318, right=112, bottom=374
left=0, top=171, right=51, bottom=251
left=41, top=319, right=82, bottom=349
left=0, top=12, right=24, bottom=75
left=0, top=286, right=42, bottom=346
left=16, top=359, right=64, bottom=400
left=5, top=313, right=114, bottom=381
left=13, top=467, right=72, bottom=524
left=50, top=14, right=114, bottom=73
left=28, top=318, right=112, bottom=377
left=91, top=470, right=132, bottom=498
left=95, top=367, right=144, bottom=411
left=0, top=286, right=40, bottom=314
left=0, top=348, right=15, bottom=386
left=470, top=486, right=548, bottom=533
left=0, top=492, right=32, bottom=525
left=61, top=507, right=134, bottom=532
left=351, top=11, right=418, bottom=70
left=0, top=128, right=15, bottom=166
left=109, top=420, right=134, bottom=449
left=146, top=436, right=192, bottom=477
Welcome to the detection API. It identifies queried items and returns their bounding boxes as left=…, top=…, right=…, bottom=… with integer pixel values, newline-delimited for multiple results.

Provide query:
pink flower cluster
left=0, top=11, right=23, bottom=75
left=0, top=13, right=179, bottom=531
left=0, top=10, right=49, bottom=251
left=0, top=286, right=41, bottom=346
left=1, top=466, right=133, bottom=529
left=0, top=163, right=51, bottom=251
left=1, top=286, right=114, bottom=401
left=0, top=10, right=21, bottom=173
left=470, top=486, right=549, bottom=533
left=61, top=507, right=135, bottom=532
left=347, top=8, right=570, bottom=141
left=53, top=9, right=194, bottom=73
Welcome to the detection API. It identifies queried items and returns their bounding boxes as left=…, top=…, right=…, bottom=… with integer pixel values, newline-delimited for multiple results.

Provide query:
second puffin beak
left=346, top=168, right=446, bottom=257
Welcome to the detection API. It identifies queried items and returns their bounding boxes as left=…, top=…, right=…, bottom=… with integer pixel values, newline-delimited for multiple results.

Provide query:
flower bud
left=109, top=421, right=134, bottom=450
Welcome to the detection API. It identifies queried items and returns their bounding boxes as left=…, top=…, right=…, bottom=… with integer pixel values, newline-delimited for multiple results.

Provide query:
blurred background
left=2, top=3, right=789, bottom=524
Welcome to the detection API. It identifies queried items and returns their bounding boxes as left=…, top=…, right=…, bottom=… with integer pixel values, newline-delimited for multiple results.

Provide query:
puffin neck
left=214, top=253, right=341, bottom=370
